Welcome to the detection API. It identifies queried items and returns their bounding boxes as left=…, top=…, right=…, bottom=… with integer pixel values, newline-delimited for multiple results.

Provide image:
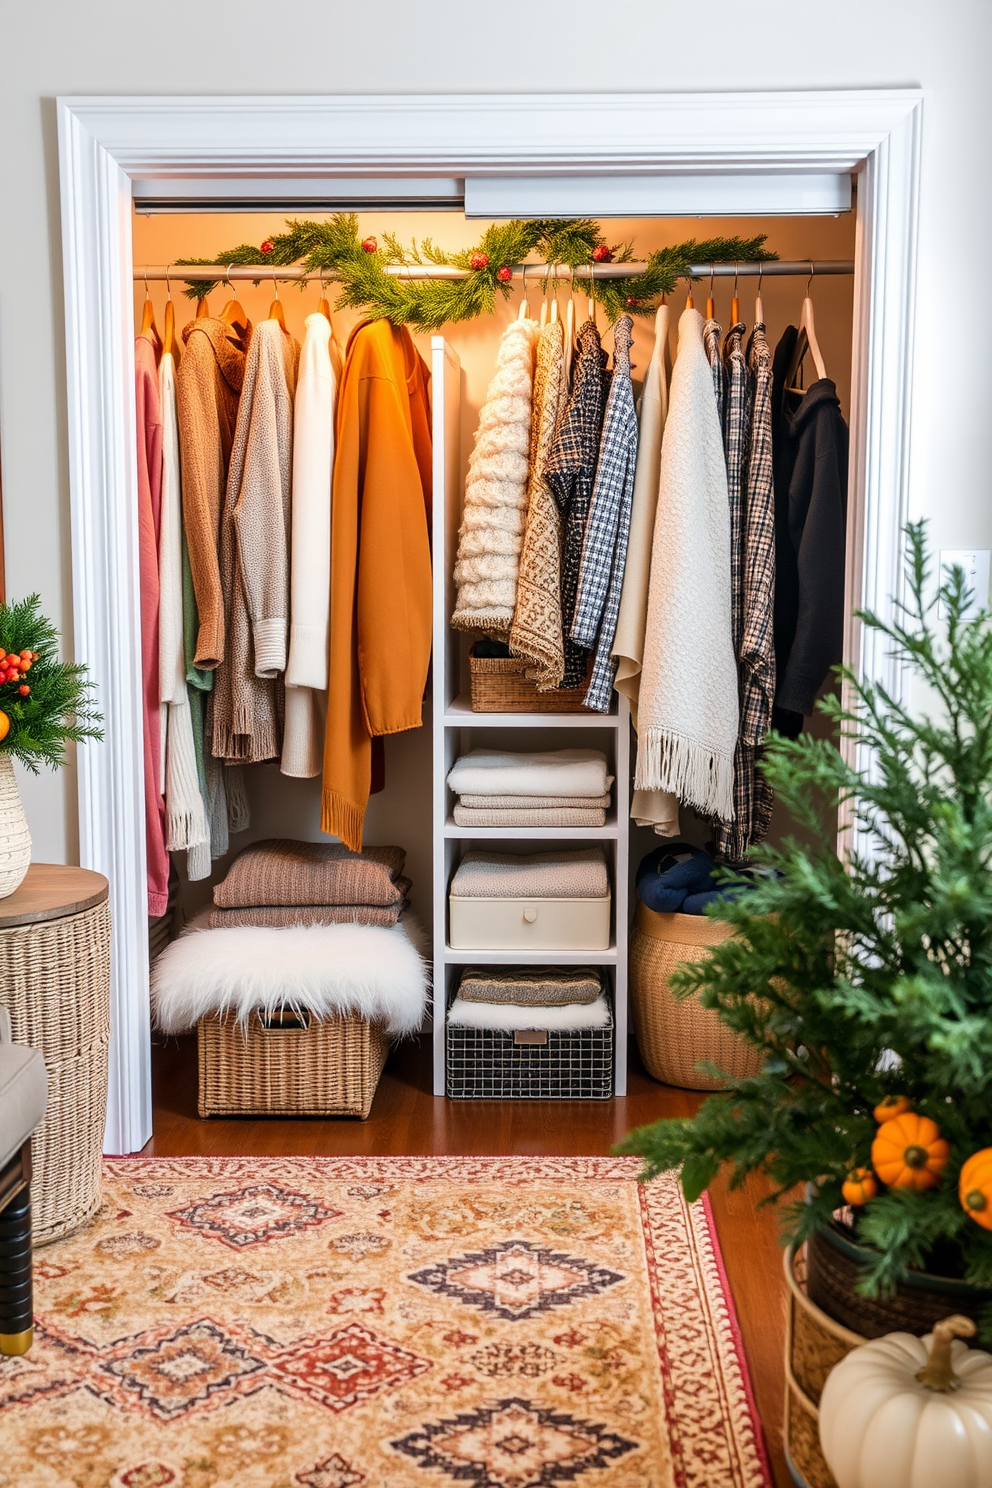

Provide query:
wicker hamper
left=783, top=1245, right=866, bottom=1488
left=468, top=647, right=592, bottom=713
left=629, top=901, right=763, bottom=1088
left=198, top=1009, right=390, bottom=1120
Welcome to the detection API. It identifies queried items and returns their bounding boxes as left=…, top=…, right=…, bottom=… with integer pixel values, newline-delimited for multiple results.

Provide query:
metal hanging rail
left=134, top=259, right=854, bottom=284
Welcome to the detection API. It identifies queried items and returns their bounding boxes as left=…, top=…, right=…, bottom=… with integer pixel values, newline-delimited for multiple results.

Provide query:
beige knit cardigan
left=212, top=319, right=300, bottom=763
left=176, top=317, right=249, bottom=669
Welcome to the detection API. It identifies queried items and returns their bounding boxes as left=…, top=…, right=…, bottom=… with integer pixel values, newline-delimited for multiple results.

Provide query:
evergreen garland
left=178, top=215, right=775, bottom=330
left=0, top=596, right=103, bottom=772
left=617, top=526, right=992, bottom=1320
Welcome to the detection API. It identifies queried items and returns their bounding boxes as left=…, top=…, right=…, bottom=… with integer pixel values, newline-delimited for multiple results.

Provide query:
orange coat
left=321, top=320, right=432, bottom=849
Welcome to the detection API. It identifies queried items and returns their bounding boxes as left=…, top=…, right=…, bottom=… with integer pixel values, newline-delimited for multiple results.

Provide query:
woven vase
left=0, top=751, right=31, bottom=897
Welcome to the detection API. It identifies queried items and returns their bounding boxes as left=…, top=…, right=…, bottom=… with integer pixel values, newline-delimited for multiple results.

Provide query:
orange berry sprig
left=0, top=649, right=38, bottom=695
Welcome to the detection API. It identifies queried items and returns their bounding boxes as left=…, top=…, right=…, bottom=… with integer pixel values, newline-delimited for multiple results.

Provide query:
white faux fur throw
left=446, top=994, right=611, bottom=1031
left=447, top=748, right=610, bottom=799
left=151, top=917, right=428, bottom=1036
left=635, top=308, right=739, bottom=823
left=451, top=317, right=538, bottom=634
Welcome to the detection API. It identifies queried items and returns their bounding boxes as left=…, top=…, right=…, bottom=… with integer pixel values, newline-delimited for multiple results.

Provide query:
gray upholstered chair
left=0, top=1006, right=47, bottom=1355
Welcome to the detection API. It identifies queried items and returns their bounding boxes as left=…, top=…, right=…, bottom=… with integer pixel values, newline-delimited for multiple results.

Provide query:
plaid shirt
left=572, top=317, right=640, bottom=712
left=714, top=322, right=776, bottom=861
left=546, top=320, right=610, bottom=688
left=722, top=322, right=751, bottom=652
left=703, top=318, right=725, bottom=427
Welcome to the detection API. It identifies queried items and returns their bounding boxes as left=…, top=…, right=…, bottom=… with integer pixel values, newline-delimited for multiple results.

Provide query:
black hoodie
left=770, top=327, right=849, bottom=734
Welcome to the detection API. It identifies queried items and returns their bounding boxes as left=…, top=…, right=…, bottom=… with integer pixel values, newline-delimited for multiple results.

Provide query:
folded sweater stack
left=210, top=838, right=411, bottom=929
left=449, top=965, right=610, bottom=1031
left=446, top=748, right=613, bottom=827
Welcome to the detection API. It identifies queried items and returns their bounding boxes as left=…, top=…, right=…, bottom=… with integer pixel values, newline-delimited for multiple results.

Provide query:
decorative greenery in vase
left=0, top=595, right=102, bottom=770
left=619, top=526, right=992, bottom=1312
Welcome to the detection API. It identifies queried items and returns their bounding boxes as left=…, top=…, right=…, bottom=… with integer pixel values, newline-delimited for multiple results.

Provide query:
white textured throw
left=451, top=317, right=538, bottom=633
left=457, top=790, right=612, bottom=810
left=450, top=848, right=609, bottom=900
left=635, top=308, right=739, bottom=822
left=447, top=749, right=610, bottom=799
left=447, top=994, right=611, bottom=1030
left=452, top=805, right=606, bottom=827
left=151, top=917, right=428, bottom=1036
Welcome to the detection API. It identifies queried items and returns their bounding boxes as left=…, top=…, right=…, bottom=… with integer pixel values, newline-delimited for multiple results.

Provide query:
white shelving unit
left=430, top=337, right=631, bottom=1099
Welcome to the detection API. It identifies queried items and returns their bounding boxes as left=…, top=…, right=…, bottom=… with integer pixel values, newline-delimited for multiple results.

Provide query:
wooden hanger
left=549, top=264, right=559, bottom=325
left=220, top=265, right=250, bottom=338
left=685, top=276, right=695, bottom=311
left=706, top=265, right=716, bottom=322
left=317, top=269, right=333, bottom=324
left=586, top=263, right=597, bottom=329
left=755, top=262, right=765, bottom=327
left=268, top=271, right=287, bottom=331
left=139, top=267, right=157, bottom=338
left=785, top=264, right=827, bottom=391
left=730, top=262, right=741, bottom=327
left=162, top=266, right=177, bottom=362
left=563, top=267, right=575, bottom=383
left=196, top=296, right=210, bottom=319
left=517, top=264, right=530, bottom=322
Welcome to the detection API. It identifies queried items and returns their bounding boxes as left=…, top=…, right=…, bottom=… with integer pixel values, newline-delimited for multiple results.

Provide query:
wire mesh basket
left=445, top=1001, right=614, bottom=1100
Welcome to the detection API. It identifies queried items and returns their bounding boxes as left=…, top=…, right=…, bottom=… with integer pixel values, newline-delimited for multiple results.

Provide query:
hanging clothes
left=714, top=322, right=777, bottom=862
left=181, top=532, right=216, bottom=879
left=321, top=320, right=432, bottom=852
left=722, top=320, right=751, bottom=653
left=508, top=319, right=568, bottom=688
left=572, top=315, right=639, bottom=712
left=158, top=348, right=210, bottom=868
left=213, top=318, right=300, bottom=763
left=612, top=304, right=670, bottom=728
left=176, top=317, right=249, bottom=669
left=282, top=313, right=338, bottom=779
left=635, top=308, right=739, bottom=824
left=451, top=317, right=538, bottom=636
left=703, top=316, right=725, bottom=427
left=770, top=327, right=849, bottom=736
left=546, top=319, right=610, bottom=690
left=134, top=330, right=170, bottom=919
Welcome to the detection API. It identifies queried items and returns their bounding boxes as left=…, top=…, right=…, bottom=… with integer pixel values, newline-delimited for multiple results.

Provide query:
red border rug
left=0, top=1156, right=771, bottom=1487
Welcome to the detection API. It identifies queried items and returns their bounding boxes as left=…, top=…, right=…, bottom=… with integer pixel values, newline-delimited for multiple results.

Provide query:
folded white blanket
left=457, top=789, right=612, bottom=809
left=151, top=917, right=428, bottom=1036
left=446, top=748, right=610, bottom=799
left=447, top=994, right=612, bottom=1030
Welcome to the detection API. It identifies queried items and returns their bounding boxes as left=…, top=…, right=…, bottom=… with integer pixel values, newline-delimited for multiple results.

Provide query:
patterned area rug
left=0, top=1156, right=770, bottom=1488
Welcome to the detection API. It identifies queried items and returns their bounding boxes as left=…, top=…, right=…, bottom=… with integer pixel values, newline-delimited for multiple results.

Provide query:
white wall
left=2, top=0, right=990, bottom=862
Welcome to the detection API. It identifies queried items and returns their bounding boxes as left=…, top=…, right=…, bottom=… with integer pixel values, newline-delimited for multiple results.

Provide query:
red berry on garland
left=469, top=253, right=489, bottom=271
left=361, top=236, right=378, bottom=253
left=260, top=239, right=274, bottom=255
left=626, top=297, right=638, bottom=307
left=18, top=685, right=29, bottom=697
left=592, top=245, right=613, bottom=264
left=496, top=266, right=512, bottom=283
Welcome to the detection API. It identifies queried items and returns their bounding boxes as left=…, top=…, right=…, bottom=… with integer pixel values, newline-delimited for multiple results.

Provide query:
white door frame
left=56, top=89, right=923, bottom=1153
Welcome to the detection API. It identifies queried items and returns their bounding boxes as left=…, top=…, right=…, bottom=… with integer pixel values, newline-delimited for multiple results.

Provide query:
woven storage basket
left=0, top=753, right=32, bottom=897
left=198, top=1009, right=390, bottom=1120
left=0, top=898, right=111, bottom=1244
left=629, top=902, right=764, bottom=1088
left=468, top=648, right=592, bottom=714
left=784, top=1244, right=866, bottom=1488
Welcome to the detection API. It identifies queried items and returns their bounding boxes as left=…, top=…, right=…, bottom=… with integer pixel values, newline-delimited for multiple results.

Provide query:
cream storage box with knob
left=448, top=849, right=612, bottom=952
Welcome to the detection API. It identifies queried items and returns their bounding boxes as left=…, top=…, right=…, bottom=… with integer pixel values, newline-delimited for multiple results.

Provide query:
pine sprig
left=617, top=524, right=992, bottom=1316
left=178, top=216, right=776, bottom=328
left=0, top=595, right=103, bottom=772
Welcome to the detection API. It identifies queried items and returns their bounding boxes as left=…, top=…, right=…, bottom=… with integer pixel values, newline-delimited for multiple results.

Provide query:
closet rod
left=134, top=259, right=854, bottom=283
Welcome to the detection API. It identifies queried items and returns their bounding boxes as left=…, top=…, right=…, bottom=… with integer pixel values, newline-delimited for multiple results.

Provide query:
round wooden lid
left=0, top=863, right=109, bottom=928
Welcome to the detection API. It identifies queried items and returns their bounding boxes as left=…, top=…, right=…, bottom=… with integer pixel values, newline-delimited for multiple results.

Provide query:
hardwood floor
left=148, top=1034, right=791, bottom=1487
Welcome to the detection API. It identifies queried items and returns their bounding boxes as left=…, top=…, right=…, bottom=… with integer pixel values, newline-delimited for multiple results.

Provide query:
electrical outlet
left=939, top=549, right=990, bottom=620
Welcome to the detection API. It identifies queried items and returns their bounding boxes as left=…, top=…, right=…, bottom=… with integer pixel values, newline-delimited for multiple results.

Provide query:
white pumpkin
left=819, top=1315, right=992, bottom=1488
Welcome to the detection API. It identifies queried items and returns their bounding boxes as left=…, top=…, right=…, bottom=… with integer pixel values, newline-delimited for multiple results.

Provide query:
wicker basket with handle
left=197, top=1008, right=390, bottom=1120
left=468, top=648, right=593, bottom=714
left=629, top=901, right=764, bottom=1088
left=783, top=1244, right=866, bottom=1488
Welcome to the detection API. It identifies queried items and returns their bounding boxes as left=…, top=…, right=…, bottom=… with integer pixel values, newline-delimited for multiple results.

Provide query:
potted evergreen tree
left=620, top=526, right=992, bottom=1338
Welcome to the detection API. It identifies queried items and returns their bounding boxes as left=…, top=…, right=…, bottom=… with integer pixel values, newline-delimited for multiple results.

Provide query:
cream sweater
left=635, top=309, right=739, bottom=823
left=451, top=317, right=537, bottom=634
left=282, top=313, right=337, bottom=778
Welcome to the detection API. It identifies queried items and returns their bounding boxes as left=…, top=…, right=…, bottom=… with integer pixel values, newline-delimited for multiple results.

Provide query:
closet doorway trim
left=56, top=88, right=924, bottom=1154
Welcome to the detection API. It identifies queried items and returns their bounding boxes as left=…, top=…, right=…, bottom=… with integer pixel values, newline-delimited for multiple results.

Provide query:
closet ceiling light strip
left=131, top=176, right=465, bottom=212
left=134, top=259, right=855, bottom=283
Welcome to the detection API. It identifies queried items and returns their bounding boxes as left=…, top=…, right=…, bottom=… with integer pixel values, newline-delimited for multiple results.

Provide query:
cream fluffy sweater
left=451, top=317, right=537, bottom=634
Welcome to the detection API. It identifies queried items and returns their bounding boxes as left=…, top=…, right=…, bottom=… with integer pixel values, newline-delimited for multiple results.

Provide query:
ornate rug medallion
left=0, top=1156, right=770, bottom=1487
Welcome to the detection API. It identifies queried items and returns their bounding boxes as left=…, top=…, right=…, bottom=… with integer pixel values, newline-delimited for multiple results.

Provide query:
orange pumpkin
left=873, top=1094, right=913, bottom=1123
left=959, top=1148, right=992, bottom=1231
left=0, top=710, right=10, bottom=743
left=871, top=1113, right=950, bottom=1191
left=841, top=1167, right=878, bottom=1206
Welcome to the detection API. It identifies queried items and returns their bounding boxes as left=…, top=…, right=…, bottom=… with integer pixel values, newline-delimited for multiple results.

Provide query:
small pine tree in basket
left=0, top=594, right=103, bottom=771
left=618, top=524, right=992, bottom=1312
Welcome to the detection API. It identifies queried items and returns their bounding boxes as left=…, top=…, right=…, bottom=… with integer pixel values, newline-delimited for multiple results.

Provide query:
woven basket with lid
left=629, top=901, right=764, bottom=1089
